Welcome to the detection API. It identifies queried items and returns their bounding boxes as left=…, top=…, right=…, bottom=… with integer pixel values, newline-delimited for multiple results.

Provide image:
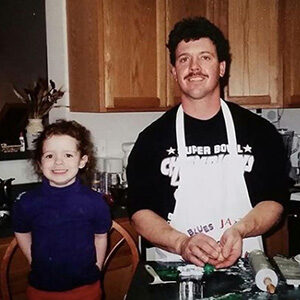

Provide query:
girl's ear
left=79, top=155, right=88, bottom=169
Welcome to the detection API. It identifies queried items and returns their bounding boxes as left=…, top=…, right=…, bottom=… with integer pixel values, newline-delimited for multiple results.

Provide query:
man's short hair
left=167, top=16, right=231, bottom=67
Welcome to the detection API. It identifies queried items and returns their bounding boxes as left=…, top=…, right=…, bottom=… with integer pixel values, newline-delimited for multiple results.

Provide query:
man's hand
left=214, top=226, right=243, bottom=269
left=179, top=233, right=223, bottom=267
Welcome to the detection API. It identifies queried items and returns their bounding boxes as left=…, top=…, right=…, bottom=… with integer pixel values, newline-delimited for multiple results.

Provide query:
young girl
left=12, top=120, right=111, bottom=300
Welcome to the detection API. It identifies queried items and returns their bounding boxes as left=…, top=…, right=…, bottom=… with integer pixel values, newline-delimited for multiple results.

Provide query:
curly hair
left=32, top=119, right=96, bottom=187
left=167, top=16, right=231, bottom=67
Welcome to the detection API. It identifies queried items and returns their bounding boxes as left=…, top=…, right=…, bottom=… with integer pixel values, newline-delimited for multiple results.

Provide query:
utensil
left=0, top=177, right=15, bottom=228
left=145, top=264, right=176, bottom=285
left=249, top=250, right=278, bottom=293
left=0, top=178, right=15, bottom=208
left=294, top=254, right=300, bottom=264
left=273, top=255, right=300, bottom=288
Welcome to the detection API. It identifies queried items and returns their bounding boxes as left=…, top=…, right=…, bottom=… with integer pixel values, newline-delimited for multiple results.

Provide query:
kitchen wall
left=1, top=0, right=300, bottom=184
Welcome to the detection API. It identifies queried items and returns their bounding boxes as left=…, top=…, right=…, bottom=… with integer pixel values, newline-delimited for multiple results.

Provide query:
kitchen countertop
left=126, top=259, right=300, bottom=300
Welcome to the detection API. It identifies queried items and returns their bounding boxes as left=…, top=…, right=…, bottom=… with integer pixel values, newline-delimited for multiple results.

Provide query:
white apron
left=147, top=100, right=263, bottom=261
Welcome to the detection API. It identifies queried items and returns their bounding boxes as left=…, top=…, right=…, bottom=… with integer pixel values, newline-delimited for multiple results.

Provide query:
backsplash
left=3, top=106, right=299, bottom=185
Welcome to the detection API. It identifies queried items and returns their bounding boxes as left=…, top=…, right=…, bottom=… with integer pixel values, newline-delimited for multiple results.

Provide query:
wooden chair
left=0, top=220, right=139, bottom=300
left=102, top=220, right=139, bottom=300
left=0, top=237, right=29, bottom=300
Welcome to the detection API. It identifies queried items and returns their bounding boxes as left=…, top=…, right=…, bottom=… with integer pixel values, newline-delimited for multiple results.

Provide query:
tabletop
left=126, top=259, right=300, bottom=300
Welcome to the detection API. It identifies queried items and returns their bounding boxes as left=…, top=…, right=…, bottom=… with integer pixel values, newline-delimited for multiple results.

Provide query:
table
left=126, top=260, right=300, bottom=300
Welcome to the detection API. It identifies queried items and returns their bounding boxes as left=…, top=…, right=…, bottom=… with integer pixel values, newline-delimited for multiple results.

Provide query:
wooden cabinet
left=209, top=0, right=300, bottom=109
left=67, top=0, right=300, bottom=111
left=66, top=0, right=230, bottom=111
left=219, top=0, right=282, bottom=108
left=67, top=0, right=167, bottom=112
left=282, top=0, right=300, bottom=107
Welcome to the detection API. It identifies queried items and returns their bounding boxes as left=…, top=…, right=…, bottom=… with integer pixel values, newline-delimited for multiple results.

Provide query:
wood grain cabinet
left=224, top=0, right=282, bottom=108
left=67, top=0, right=167, bottom=112
left=218, top=0, right=300, bottom=109
left=67, top=0, right=300, bottom=111
left=66, top=0, right=229, bottom=111
left=282, top=0, right=300, bottom=107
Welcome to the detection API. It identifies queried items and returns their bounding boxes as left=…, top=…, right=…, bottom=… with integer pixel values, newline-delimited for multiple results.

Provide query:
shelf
left=0, top=150, right=33, bottom=161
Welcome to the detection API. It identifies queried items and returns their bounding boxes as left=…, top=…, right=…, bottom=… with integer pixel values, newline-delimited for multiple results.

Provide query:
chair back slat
left=0, top=238, right=18, bottom=300
left=0, top=220, right=139, bottom=300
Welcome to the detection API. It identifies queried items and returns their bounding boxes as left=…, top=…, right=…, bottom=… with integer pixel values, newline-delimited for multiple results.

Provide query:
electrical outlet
left=261, top=109, right=279, bottom=124
left=95, top=139, right=106, bottom=157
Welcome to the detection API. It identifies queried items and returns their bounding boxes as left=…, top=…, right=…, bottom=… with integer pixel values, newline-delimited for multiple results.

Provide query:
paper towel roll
left=249, top=249, right=278, bottom=292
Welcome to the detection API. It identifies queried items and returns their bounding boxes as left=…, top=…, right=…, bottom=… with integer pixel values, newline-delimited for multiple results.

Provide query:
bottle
left=178, top=265, right=203, bottom=299
left=19, top=132, right=25, bottom=152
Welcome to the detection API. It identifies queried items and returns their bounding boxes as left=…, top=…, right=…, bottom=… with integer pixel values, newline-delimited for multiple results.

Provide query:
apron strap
left=176, top=105, right=187, bottom=158
left=220, top=100, right=238, bottom=156
left=176, top=100, right=238, bottom=157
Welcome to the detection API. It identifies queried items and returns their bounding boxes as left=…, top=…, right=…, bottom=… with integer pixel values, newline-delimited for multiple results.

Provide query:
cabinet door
left=67, top=0, right=166, bottom=112
left=226, top=0, right=282, bottom=108
left=283, top=0, right=300, bottom=107
left=103, top=0, right=166, bottom=111
left=67, top=0, right=104, bottom=112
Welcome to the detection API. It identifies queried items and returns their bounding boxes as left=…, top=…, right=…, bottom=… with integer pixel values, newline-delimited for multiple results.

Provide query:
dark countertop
left=126, top=260, right=300, bottom=300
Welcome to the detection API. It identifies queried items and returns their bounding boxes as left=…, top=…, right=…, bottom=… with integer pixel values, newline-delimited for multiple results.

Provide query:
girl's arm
left=94, top=233, right=108, bottom=270
left=15, top=232, right=32, bottom=264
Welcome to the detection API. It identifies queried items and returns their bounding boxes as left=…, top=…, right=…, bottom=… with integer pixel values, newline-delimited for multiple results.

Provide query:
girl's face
left=40, top=134, right=88, bottom=187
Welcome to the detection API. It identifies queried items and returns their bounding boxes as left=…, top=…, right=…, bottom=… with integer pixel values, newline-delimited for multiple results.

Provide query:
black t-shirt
left=127, top=101, right=290, bottom=220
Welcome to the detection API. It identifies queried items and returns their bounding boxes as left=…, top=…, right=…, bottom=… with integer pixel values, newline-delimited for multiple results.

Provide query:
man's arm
left=94, top=233, right=108, bottom=270
left=131, top=209, right=222, bottom=266
left=15, top=232, right=32, bottom=264
left=215, top=200, right=283, bottom=268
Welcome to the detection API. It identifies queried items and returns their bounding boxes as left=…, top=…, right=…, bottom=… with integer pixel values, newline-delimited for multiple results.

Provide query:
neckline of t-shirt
left=183, top=107, right=223, bottom=126
left=42, top=177, right=81, bottom=195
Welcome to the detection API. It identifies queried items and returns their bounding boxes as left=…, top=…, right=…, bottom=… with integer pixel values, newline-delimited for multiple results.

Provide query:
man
left=127, top=17, right=290, bottom=268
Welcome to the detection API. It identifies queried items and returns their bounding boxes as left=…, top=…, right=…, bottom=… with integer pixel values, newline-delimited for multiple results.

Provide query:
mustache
left=184, top=72, right=208, bottom=80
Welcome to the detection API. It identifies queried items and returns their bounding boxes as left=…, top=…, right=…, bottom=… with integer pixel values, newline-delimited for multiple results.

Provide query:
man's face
left=171, top=38, right=226, bottom=103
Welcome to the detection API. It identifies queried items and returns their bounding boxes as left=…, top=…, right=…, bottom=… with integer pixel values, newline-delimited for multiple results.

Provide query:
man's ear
left=171, top=66, right=178, bottom=82
left=79, top=155, right=88, bottom=169
left=219, top=61, right=226, bottom=78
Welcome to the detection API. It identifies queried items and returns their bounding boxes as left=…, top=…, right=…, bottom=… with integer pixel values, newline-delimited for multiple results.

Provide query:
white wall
left=1, top=0, right=300, bottom=184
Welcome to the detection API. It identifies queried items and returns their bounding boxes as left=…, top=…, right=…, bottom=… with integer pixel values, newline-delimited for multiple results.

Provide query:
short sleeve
left=92, top=194, right=112, bottom=234
left=126, top=131, right=160, bottom=217
left=12, top=193, right=32, bottom=233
